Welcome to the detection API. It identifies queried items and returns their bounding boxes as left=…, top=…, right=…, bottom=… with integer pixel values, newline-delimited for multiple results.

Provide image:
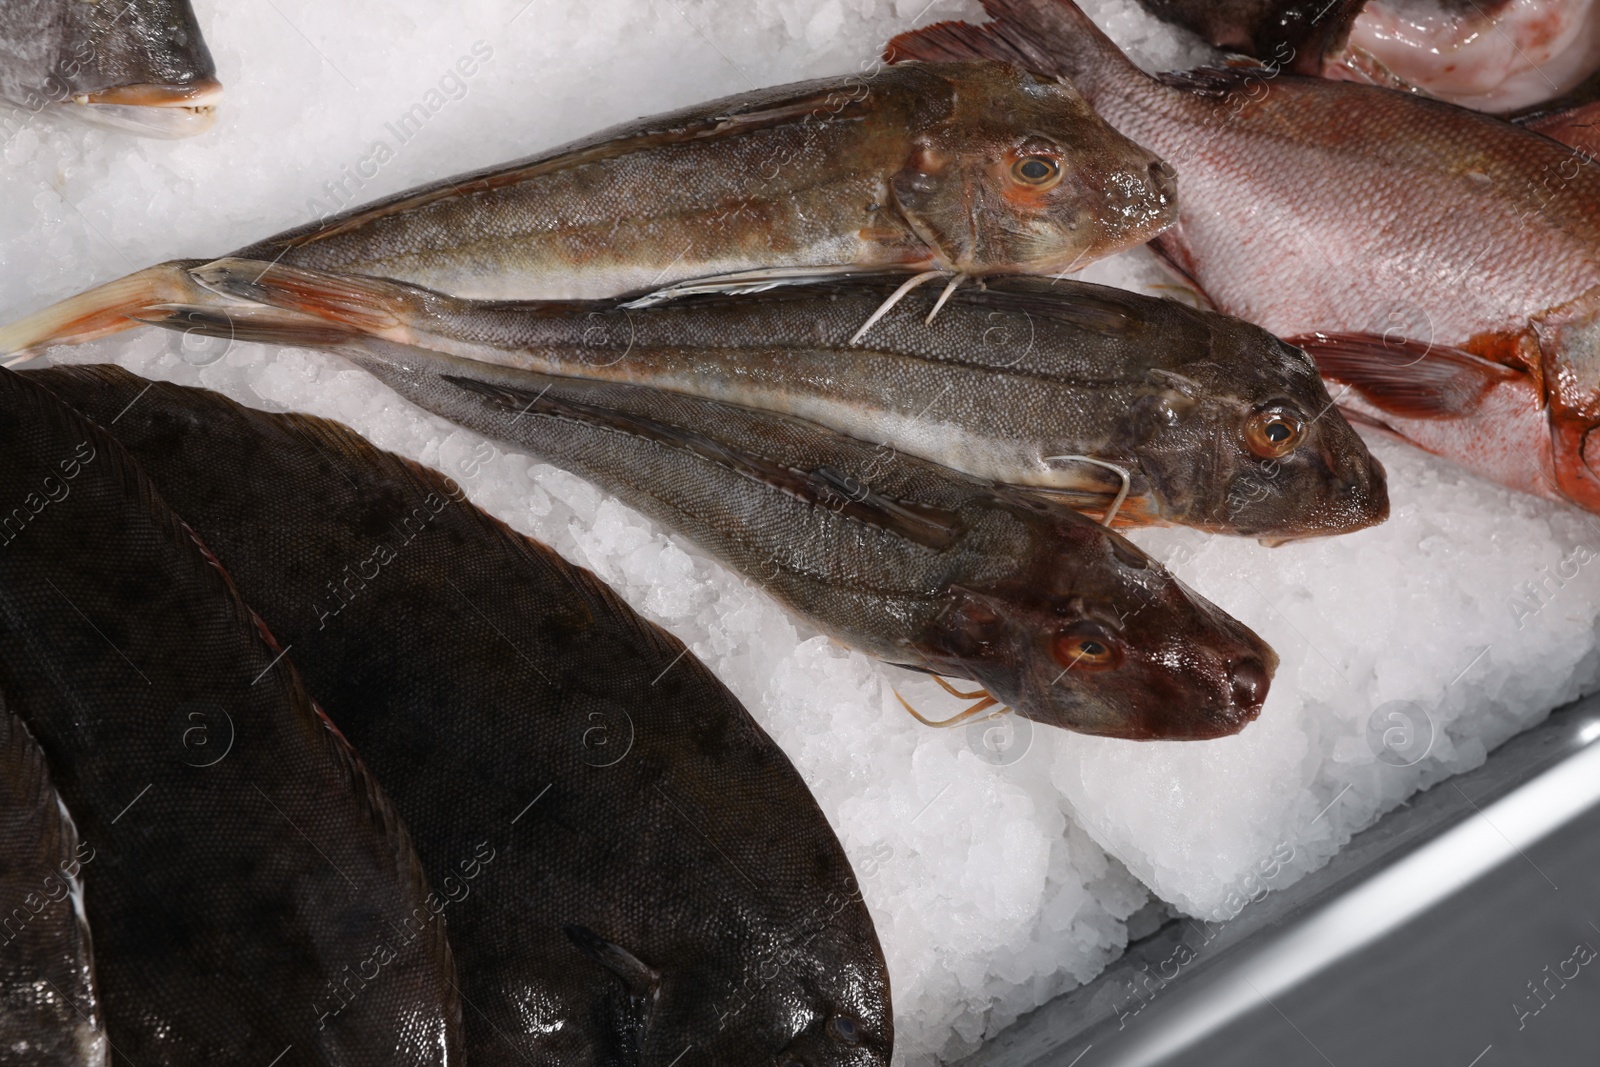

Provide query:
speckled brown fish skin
left=229, top=59, right=1175, bottom=299
left=0, top=369, right=461, bottom=1066
left=30, top=364, right=893, bottom=1067
left=0, top=701, right=104, bottom=1067
left=211, top=333, right=1277, bottom=741
left=0, top=0, right=219, bottom=137
left=0, top=58, right=1174, bottom=357
left=186, top=259, right=1387, bottom=539
left=887, top=0, right=1600, bottom=512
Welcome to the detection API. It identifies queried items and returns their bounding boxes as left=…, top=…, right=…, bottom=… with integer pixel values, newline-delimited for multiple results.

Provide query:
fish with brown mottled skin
left=0, top=59, right=1175, bottom=357
left=143, top=297, right=1277, bottom=740
left=177, top=257, right=1387, bottom=540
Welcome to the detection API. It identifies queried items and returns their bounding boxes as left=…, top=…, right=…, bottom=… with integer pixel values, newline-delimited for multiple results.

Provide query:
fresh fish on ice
left=32, top=362, right=893, bottom=1067
left=0, top=59, right=1176, bottom=356
left=888, top=0, right=1600, bottom=514
left=150, top=322, right=1279, bottom=740
left=0, top=369, right=461, bottom=1065
left=1132, top=0, right=1367, bottom=74
left=182, top=258, right=1388, bottom=539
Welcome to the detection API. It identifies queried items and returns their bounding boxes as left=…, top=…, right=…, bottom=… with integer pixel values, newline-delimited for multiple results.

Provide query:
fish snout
left=1145, top=159, right=1178, bottom=206
left=1228, top=654, right=1272, bottom=715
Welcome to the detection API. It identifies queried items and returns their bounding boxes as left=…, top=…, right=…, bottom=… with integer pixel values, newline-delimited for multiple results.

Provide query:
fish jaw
left=1329, top=0, right=1600, bottom=112
left=65, top=76, right=221, bottom=137
left=918, top=499, right=1276, bottom=740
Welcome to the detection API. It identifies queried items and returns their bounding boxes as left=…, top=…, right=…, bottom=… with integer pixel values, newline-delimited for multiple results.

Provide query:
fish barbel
left=0, top=59, right=1175, bottom=357
left=182, top=257, right=1388, bottom=540
left=31, top=363, right=893, bottom=1067
left=144, top=304, right=1275, bottom=739
left=888, top=0, right=1600, bottom=513
left=0, top=368, right=462, bottom=1065
left=0, top=0, right=219, bottom=138
left=0, top=702, right=103, bottom=1067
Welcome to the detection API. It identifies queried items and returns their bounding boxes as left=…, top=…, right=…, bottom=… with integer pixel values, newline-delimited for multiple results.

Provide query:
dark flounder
left=0, top=368, right=461, bottom=1066
left=31, top=364, right=894, bottom=1067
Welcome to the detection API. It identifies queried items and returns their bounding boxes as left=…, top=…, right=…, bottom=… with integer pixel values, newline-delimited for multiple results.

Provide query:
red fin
left=1516, top=102, right=1600, bottom=157
left=1292, top=332, right=1523, bottom=420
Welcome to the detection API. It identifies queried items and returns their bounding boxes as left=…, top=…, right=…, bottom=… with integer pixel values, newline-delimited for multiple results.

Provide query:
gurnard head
left=894, top=60, right=1177, bottom=275
left=1, top=0, right=220, bottom=138
left=1123, top=319, right=1389, bottom=539
left=920, top=499, right=1278, bottom=740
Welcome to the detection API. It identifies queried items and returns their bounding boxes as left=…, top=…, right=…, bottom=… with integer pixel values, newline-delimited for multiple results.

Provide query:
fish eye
left=1011, top=153, right=1062, bottom=189
left=830, top=1016, right=861, bottom=1044
left=1244, top=408, right=1305, bottom=460
left=1052, top=623, right=1122, bottom=671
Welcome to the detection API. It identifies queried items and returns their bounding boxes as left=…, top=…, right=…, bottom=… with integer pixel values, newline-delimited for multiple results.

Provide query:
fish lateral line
left=441, top=373, right=968, bottom=551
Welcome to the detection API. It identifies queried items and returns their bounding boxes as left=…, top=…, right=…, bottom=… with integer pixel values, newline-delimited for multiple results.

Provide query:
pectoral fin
left=564, top=924, right=661, bottom=999
left=1291, top=332, right=1523, bottom=420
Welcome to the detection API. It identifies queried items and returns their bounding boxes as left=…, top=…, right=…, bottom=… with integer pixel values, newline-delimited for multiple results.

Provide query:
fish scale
left=0, top=368, right=461, bottom=1066
left=31, top=363, right=893, bottom=1067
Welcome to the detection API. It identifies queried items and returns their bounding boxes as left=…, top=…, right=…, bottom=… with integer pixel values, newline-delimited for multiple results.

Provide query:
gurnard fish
left=0, top=701, right=103, bottom=1067
left=149, top=301, right=1275, bottom=738
left=0, top=369, right=462, bottom=1065
left=180, top=258, right=1388, bottom=540
left=0, top=0, right=219, bottom=138
left=888, top=0, right=1600, bottom=514
left=32, top=364, right=893, bottom=1067
left=0, top=58, right=1177, bottom=357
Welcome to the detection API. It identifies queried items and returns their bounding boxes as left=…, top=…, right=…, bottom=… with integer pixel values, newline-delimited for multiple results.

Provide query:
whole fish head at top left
left=0, top=0, right=220, bottom=138
left=892, top=60, right=1178, bottom=277
left=918, top=496, right=1278, bottom=741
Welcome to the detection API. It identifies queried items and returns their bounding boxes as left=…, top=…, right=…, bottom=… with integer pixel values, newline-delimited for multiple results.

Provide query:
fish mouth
left=70, top=78, right=222, bottom=138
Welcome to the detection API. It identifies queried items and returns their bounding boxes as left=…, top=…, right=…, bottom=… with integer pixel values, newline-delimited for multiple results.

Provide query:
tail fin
left=189, top=258, right=423, bottom=335
left=0, top=260, right=208, bottom=365
left=886, top=0, right=1148, bottom=99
